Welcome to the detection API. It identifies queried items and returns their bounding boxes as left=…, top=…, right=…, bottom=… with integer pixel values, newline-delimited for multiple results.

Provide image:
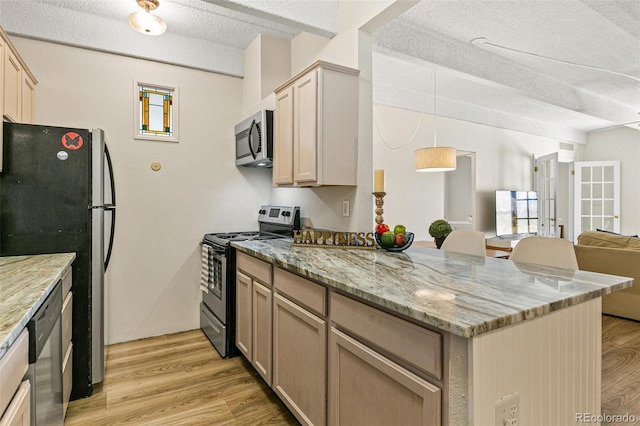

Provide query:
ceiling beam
left=373, top=18, right=640, bottom=128
left=203, top=0, right=336, bottom=39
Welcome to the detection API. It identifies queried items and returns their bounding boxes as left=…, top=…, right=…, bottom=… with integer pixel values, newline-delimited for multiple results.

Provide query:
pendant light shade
left=415, top=147, right=457, bottom=172
left=414, top=70, right=457, bottom=172
left=129, top=0, right=167, bottom=35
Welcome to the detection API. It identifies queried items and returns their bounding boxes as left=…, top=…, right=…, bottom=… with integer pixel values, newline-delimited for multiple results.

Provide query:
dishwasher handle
left=27, top=280, right=63, bottom=363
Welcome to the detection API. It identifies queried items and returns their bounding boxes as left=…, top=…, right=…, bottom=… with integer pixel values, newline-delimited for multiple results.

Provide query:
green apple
left=380, top=231, right=395, bottom=247
left=394, top=224, right=406, bottom=235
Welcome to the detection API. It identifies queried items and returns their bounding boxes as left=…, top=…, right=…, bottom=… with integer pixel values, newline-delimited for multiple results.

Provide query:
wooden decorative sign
left=292, top=229, right=376, bottom=250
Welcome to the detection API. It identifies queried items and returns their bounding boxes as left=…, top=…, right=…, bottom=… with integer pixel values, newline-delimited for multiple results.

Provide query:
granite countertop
left=0, top=253, right=76, bottom=359
left=232, top=239, right=633, bottom=338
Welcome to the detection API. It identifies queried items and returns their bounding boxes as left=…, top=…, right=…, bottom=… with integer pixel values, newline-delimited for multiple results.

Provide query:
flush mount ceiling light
left=415, top=70, right=457, bottom=172
left=128, top=0, right=167, bottom=36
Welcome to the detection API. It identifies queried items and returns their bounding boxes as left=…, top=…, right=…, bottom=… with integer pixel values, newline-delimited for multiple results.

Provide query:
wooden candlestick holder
left=373, top=192, right=386, bottom=224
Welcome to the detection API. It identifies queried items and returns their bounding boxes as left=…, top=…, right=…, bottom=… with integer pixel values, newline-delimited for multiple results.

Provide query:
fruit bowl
left=375, top=232, right=414, bottom=252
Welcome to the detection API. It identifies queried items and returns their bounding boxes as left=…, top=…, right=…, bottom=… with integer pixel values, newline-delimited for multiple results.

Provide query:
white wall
left=373, top=104, right=564, bottom=240
left=13, top=37, right=273, bottom=344
left=272, top=1, right=413, bottom=233
left=584, top=126, right=640, bottom=235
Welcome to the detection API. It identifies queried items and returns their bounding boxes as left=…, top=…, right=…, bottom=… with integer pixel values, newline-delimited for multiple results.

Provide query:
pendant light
left=415, top=70, right=456, bottom=172
left=128, top=0, right=167, bottom=36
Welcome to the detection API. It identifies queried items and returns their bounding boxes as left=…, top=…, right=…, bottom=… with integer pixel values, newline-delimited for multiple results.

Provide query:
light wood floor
left=602, top=315, right=640, bottom=425
left=64, top=330, right=298, bottom=425
left=65, top=315, right=640, bottom=425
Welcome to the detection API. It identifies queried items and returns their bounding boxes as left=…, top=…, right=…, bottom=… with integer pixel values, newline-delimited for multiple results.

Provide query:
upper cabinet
left=1, top=26, right=37, bottom=171
left=273, top=61, right=359, bottom=187
left=4, top=43, right=22, bottom=123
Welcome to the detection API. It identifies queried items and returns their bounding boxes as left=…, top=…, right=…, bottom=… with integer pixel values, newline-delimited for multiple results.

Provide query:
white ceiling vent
left=558, top=141, right=575, bottom=163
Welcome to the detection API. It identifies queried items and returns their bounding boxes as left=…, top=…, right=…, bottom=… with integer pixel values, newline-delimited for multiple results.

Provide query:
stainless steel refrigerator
left=0, top=122, right=116, bottom=399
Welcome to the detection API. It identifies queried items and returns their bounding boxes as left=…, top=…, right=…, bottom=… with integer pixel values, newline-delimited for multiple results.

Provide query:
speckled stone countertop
left=0, top=253, right=75, bottom=359
left=232, top=240, right=633, bottom=338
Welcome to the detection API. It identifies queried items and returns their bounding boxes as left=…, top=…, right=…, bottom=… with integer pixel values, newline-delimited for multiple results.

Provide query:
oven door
left=201, top=242, right=227, bottom=322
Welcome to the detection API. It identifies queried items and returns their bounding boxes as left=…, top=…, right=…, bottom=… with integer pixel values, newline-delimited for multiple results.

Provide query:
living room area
left=372, top=108, right=640, bottom=422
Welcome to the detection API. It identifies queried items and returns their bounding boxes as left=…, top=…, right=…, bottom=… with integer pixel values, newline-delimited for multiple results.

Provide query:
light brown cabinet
left=273, top=61, right=359, bottom=187
left=0, top=380, right=30, bottom=426
left=61, top=268, right=73, bottom=417
left=274, top=86, right=294, bottom=185
left=1, top=26, right=37, bottom=171
left=3, top=44, right=21, bottom=123
left=251, top=281, right=272, bottom=384
left=329, top=328, right=441, bottom=426
left=235, top=252, right=273, bottom=385
left=329, top=292, right=442, bottom=425
left=273, top=267, right=327, bottom=426
left=236, top=252, right=447, bottom=426
left=21, top=73, right=36, bottom=124
left=0, top=329, right=30, bottom=426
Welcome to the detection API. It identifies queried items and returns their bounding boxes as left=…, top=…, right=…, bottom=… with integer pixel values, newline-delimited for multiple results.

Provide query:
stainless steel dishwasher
left=26, top=280, right=63, bottom=426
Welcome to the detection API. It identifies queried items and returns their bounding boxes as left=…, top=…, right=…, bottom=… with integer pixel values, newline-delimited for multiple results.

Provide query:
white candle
left=374, top=169, right=385, bottom=192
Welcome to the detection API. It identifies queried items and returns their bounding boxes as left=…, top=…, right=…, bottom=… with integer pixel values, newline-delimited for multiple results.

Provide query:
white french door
left=571, top=161, right=620, bottom=240
left=534, top=153, right=558, bottom=237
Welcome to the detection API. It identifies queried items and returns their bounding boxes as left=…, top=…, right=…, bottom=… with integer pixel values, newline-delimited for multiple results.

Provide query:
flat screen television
left=495, top=190, right=538, bottom=237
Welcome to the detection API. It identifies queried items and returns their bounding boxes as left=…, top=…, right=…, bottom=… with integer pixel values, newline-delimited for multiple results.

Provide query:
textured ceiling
left=0, top=0, right=638, bottom=143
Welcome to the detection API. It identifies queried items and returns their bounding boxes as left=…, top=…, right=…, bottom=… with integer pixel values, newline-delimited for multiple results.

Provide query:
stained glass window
left=134, top=82, right=179, bottom=142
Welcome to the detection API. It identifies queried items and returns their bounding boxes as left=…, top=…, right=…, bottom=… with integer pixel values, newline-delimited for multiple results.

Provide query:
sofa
left=575, top=231, right=640, bottom=321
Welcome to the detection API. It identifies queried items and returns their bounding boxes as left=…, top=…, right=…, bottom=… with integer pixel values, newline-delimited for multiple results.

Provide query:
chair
left=508, top=236, right=578, bottom=270
left=440, top=230, right=486, bottom=256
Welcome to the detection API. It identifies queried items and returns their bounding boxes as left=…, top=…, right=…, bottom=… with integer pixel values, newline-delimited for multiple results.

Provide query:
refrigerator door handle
left=104, top=143, right=116, bottom=272
left=104, top=205, right=116, bottom=271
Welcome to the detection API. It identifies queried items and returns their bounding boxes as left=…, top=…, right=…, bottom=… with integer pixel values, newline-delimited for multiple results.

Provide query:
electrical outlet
left=342, top=200, right=350, bottom=217
left=495, top=392, right=519, bottom=426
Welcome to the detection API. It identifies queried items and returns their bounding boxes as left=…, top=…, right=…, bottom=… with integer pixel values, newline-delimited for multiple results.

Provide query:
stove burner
left=203, top=231, right=287, bottom=247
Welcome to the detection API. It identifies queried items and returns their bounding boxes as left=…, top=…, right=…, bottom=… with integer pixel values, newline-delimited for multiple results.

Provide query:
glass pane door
left=572, top=161, right=620, bottom=238
left=534, top=153, right=558, bottom=237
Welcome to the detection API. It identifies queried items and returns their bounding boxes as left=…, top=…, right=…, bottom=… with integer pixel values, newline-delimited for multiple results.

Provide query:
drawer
left=62, top=291, right=73, bottom=354
left=274, top=268, right=327, bottom=317
left=63, top=344, right=73, bottom=417
left=331, top=292, right=442, bottom=379
left=0, top=329, right=29, bottom=417
left=61, top=267, right=72, bottom=295
left=236, top=252, right=271, bottom=286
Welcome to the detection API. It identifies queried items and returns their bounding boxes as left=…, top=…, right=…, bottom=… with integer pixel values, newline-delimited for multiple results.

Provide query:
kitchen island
left=232, top=239, right=633, bottom=426
left=0, top=253, right=75, bottom=358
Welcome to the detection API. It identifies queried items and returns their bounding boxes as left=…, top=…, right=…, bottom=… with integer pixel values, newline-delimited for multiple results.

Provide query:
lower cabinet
left=61, top=268, right=73, bottom=417
left=329, top=327, right=441, bottom=426
left=0, top=380, right=30, bottom=426
left=235, top=253, right=446, bottom=426
left=252, top=282, right=272, bottom=384
left=0, top=329, right=29, bottom=426
left=235, top=252, right=273, bottom=386
left=235, top=271, right=253, bottom=360
left=273, top=293, right=326, bottom=426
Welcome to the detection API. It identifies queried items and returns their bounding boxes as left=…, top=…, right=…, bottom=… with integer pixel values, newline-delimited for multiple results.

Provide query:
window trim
left=133, top=80, right=180, bottom=143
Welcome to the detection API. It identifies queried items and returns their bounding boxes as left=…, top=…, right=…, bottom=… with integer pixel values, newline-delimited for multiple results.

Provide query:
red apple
left=376, top=223, right=390, bottom=235
left=394, top=233, right=406, bottom=246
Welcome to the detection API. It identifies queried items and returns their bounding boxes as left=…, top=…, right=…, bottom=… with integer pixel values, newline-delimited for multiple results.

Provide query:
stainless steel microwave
left=235, top=110, right=273, bottom=167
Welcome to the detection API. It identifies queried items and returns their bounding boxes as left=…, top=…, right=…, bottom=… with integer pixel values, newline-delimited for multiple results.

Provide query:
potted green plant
left=429, top=219, right=452, bottom=249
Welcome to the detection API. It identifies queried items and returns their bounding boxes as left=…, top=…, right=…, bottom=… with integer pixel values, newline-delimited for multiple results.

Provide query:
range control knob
left=284, top=211, right=291, bottom=217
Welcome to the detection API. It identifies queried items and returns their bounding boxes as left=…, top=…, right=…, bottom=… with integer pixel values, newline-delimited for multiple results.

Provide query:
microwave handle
left=248, top=119, right=257, bottom=160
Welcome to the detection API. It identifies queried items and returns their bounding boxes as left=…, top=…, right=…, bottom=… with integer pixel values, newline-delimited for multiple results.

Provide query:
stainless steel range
left=199, top=205, right=300, bottom=357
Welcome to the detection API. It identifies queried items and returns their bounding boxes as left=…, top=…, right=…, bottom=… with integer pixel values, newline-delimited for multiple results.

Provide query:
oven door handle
left=202, top=244, right=226, bottom=260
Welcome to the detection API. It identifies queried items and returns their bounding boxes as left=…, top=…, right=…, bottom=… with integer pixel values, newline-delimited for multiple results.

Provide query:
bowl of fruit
left=374, top=224, right=414, bottom=252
